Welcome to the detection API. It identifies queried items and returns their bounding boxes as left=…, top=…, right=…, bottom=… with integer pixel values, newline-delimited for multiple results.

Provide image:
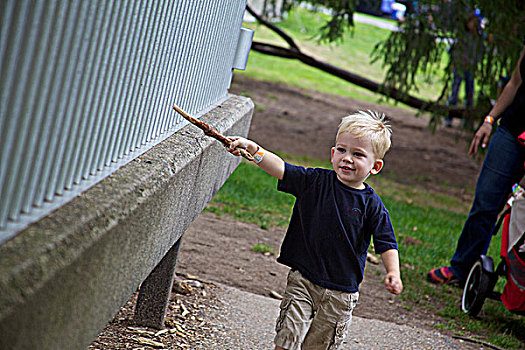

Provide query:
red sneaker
left=428, top=266, right=456, bottom=284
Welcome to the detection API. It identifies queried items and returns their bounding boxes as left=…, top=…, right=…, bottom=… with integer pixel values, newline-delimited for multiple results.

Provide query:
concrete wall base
left=0, top=95, right=253, bottom=350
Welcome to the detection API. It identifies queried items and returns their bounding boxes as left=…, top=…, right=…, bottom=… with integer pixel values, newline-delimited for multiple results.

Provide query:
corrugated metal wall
left=0, top=0, right=252, bottom=243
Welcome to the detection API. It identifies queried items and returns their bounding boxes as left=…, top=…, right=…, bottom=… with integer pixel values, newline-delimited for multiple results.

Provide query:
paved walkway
left=354, top=13, right=400, bottom=31
left=191, top=283, right=481, bottom=350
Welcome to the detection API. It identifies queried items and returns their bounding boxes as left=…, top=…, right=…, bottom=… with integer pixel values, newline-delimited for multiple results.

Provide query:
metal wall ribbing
left=0, top=0, right=250, bottom=243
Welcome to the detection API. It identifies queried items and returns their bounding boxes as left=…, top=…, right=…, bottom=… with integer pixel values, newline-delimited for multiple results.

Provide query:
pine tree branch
left=250, top=41, right=473, bottom=119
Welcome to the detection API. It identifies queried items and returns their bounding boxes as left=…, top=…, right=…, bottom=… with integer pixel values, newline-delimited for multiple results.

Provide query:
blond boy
left=226, top=110, right=402, bottom=350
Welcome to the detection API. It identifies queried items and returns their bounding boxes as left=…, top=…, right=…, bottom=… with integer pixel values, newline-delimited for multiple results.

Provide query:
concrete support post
left=134, top=238, right=181, bottom=328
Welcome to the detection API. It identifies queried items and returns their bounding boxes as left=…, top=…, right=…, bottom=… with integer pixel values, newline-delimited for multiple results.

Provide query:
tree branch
left=246, top=4, right=300, bottom=52
left=251, top=41, right=472, bottom=119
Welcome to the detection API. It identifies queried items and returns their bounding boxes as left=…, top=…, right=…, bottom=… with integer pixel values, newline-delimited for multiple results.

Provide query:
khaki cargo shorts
left=274, top=269, right=359, bottom=350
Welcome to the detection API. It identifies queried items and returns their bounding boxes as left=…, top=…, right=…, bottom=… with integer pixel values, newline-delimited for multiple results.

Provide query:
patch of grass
left=250, top=243, right=276, bottom=255
left=204, top=161, right=295, bottom=229
left=206, top=157, right=525, bottom=349
left=254, top=103, right=266, bottom=112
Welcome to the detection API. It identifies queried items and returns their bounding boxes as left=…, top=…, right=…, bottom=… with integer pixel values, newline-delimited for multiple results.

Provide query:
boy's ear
left=370, top=159, right=384, bottom=175
left=330, top=147, right=335, bottom=160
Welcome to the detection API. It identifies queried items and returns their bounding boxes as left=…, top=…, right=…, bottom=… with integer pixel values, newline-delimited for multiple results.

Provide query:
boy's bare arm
left=226, top=137, right=285, bottom=180
left=380, top=249, right=403, bottom=295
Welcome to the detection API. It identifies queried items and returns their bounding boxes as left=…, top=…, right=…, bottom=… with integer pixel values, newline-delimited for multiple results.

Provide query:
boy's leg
left=274, top=269, right=315, bottom=350
left=301, top=289, right=359, bottom=350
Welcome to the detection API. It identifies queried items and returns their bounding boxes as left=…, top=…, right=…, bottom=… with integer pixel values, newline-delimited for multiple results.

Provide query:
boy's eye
left=336, top=147, right=346, bottom=153
left=354, top=152, right=365, bottom=157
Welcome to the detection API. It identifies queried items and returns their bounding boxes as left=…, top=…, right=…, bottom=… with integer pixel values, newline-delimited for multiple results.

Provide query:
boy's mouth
left=340, top=165, right=355, bottom=172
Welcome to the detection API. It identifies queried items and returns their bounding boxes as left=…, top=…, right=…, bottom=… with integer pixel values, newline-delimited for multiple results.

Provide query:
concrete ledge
left=0, top=95, right=254, bottom=350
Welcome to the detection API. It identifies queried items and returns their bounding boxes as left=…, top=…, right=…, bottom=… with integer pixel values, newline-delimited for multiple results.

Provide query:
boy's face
left=331, top=132, right=384, bottom=189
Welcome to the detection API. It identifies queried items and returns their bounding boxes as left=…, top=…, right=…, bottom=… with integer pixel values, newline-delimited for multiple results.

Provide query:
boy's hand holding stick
left=173, top=104, right=254, bottom=161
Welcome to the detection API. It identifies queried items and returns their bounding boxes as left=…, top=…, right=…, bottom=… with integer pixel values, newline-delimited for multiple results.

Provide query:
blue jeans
left=450, top=126, right=525, bottom=282
left=449, top=68, right=474, bottom=108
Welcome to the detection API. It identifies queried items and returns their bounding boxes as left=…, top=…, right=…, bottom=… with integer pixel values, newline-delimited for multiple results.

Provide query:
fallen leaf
left=269, top=290, right=283, bottom=300
left=173, top=280, right=192, bottom=295
left=180, top=302, right=190, bottom=317
left=165, top=318, right=181, bottom=328
left=154, top=329, right=169, bottom=337
left=184, top=280, right=203, bottom=288
left=136, top=336, right=166, bottom=348
left=127, top=328, right=155, bottom=336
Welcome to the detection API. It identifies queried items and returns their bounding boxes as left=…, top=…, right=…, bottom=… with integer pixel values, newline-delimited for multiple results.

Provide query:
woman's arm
left=469, top=46, right=525, bottom=155
left=488, top=46, right=525, bottom=118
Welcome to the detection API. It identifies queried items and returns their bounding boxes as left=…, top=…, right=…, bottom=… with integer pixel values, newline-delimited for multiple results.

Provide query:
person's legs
left=460, top=70, right=475, bottom=129
left=464, top=70, right=474, bottom=108
left=445, top=69, right=462, bottom=126
left=274, top=269, right=315, bottom=350
left=450, top=127, right=525, bottom=282
left=301, top=290, right=359, bottom=350
left=274, top=270, right=359, bottom=350
left=449, top=69, right=462, bottom=104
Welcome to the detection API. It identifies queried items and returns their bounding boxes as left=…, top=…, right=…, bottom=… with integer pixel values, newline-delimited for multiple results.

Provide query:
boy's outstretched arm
left=380, top=249, right=403, bottom=295
left=226, top=137, right=285, bottom=180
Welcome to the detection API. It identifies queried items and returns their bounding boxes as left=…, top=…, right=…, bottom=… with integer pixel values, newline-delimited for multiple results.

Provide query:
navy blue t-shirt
left=499, top=36, right=525, bottom=137
left=277, top=163, right=398, bottom=292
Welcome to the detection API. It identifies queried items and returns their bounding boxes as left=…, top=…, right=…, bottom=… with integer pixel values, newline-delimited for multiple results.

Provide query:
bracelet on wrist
left=252, top=146, right=265, bottom=164
left=484, top=115, right=494, bottom=124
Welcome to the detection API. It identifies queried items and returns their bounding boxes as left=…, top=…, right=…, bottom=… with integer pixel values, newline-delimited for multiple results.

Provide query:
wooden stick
left=173, top=104, right=254, bottom=161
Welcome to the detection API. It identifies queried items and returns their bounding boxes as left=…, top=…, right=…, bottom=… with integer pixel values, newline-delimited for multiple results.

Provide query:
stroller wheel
left=461, top=259, right=491, bottom=316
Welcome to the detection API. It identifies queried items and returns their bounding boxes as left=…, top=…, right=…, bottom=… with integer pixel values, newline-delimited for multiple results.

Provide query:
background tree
left=249, top=0, right=525, bottom=125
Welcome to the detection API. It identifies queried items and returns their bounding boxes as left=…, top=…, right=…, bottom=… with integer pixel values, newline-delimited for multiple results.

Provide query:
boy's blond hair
left=337, top=110, right=392, bottom=158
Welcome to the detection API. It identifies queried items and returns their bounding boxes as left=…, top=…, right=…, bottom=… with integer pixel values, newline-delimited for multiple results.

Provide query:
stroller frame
left=461, top=204, right=525, bottom=317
